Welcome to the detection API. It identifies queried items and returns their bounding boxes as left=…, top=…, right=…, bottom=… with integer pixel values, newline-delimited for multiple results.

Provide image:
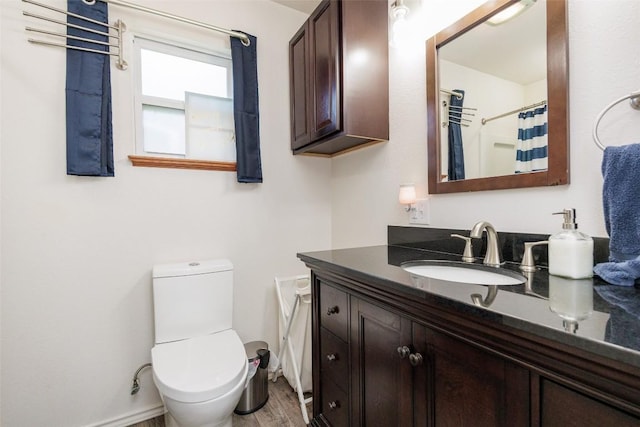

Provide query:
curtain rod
left=83, top=0, right=251, bottom=46
left=482, top=100, right=547, bottom=125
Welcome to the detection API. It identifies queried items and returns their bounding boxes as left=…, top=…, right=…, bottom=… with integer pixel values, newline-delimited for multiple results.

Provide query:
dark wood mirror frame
left=426, top=0, right=569, bottom=194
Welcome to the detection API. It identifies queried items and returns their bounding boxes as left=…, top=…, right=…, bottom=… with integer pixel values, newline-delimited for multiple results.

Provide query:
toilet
left=151, top=259, right=248, bottom=427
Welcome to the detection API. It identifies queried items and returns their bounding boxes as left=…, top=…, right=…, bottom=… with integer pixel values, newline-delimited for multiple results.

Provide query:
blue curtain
left=447, top=90, right=465, bottom=180
left=515, top=104, right=548, bottom=173
left=230, top=34, right=262, bottom=183
left=66, top=0, right=114, bottom=177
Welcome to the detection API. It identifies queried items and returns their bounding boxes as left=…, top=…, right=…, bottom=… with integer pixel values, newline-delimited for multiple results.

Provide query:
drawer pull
left=326, top=305, right=340, bottom=316
left=328, top=400, right=340, bottom=410
left=409, top=352, right=424, bottom=367
left=326, top=353, right=337, bottom=361
left=397, top=345, right=411, bottom=359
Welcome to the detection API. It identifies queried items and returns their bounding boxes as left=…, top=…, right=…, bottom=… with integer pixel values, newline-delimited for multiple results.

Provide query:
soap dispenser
left=548, top=208, right=594, bottom=279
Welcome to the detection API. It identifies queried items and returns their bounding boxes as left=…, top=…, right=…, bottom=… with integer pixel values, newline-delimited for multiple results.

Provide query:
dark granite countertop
left=298, top=243, right=640, bottom=369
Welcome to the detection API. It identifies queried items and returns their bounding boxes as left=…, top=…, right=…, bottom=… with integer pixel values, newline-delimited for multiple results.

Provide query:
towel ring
left=592, top=90, right=640, bottom=151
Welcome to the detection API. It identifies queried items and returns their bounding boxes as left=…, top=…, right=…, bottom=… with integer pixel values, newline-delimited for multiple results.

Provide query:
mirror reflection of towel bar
left=442, top=101, right=477, bottom=112
left=444, top=119, right=470, bottom=128
left=440, top=88, right=463, bottom=100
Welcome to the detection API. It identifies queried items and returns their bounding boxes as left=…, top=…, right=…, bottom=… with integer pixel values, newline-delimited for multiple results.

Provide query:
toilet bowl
left=151, top=259, right=248, bottom=427
left=152, top=331, right=248, bottom=427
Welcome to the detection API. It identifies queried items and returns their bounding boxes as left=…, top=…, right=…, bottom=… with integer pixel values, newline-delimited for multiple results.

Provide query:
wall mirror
left=427, top=0, right=568, bottom=194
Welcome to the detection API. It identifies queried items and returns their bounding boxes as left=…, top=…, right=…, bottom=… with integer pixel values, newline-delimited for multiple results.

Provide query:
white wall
left=0, top=1, right=329, bottom=426
left=332, top=0, right=640, bottom=249
left=440, top=59, right=527, bottom=178
left=3, top=0, right=640, bottom=426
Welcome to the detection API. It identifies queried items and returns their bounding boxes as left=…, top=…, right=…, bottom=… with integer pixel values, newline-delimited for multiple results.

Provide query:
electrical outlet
left=409, top=199, right=430, bottom=225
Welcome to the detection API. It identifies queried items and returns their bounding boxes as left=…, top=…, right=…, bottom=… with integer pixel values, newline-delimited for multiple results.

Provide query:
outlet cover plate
left=409, top=199, right=430, bottom=225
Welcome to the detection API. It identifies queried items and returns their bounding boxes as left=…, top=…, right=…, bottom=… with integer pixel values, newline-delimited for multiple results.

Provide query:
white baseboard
left=85, top=404, right=165, bottom=427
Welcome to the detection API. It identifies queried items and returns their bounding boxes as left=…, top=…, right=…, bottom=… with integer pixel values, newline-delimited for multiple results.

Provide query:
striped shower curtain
left=515, top=104, right=548, bottom=173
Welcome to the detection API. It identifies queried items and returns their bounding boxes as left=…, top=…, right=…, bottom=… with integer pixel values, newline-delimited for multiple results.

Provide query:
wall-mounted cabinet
left=289, top=0, right=389, bottom=157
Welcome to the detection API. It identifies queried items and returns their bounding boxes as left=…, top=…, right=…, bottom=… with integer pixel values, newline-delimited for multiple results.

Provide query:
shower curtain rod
left=481, top=100, right=547, bottom=125
left=83, top=0, right=251, bottom=46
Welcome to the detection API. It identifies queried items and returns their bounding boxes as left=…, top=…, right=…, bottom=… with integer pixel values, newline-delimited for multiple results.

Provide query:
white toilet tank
left=153, top=259, right=233, bottom=344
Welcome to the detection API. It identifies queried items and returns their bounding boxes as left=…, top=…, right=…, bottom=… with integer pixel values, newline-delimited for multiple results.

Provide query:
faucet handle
left=451, top=234, right=474, bottom=263
left=520, top=240, right=549, bottom=272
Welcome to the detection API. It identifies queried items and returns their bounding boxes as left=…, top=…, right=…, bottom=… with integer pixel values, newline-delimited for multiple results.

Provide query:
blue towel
left=594, top=257, right=640, bottom=286
left=594, top=144, right=640, bottom=285
left=601, top=144, right=640, bottom=260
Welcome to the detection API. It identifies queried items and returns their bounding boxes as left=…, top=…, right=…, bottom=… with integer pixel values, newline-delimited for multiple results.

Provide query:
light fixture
left=399, top=183, right=417, bottom=212
left=390, top=0, right=410, bottom=46
left=486, top=0, right=536, bottom=26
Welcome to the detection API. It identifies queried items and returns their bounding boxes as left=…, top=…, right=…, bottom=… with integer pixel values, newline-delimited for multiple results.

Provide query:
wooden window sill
left=128, top=155, right=236, bottom=172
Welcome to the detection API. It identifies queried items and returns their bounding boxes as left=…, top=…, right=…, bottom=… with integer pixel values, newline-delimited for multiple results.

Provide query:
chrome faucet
left=469, top=221, right=503, bottom=267
left=519, top=240, right=549, bottom=272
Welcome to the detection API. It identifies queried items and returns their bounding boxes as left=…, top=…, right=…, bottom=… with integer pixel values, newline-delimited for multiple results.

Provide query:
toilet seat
left=152, top=329, right=247, bottom=404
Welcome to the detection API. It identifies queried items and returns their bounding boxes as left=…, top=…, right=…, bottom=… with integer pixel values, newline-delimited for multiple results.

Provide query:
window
left=130, top=37, right=236, bottom=170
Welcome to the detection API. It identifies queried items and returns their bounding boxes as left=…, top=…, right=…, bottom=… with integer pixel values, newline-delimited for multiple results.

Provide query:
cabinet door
left=289, top=22, right=310, bottom=150
left=539, top=378, right=640, bottom=426
left=351, top=297, right=413, bottom=427
left=308, top=0, right=341, bottom=141
left=425, top=328, right=529, bottom=427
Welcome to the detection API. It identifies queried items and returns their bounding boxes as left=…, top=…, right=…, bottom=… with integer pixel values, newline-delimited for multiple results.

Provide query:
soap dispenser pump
left=548, top=208, right=594, bottom=279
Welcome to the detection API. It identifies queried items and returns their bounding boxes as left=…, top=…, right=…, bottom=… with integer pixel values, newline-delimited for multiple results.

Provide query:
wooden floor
left=130, top=376, right=311, bottom=427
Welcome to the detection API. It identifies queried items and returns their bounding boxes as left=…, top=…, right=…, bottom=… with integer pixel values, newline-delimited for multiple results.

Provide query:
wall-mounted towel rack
left=592, top=90, right=640, bottom=151
left=23, top=0, right=251, bottom=71
left=440, top=88, right=463, bottom=100
left=441, top=100, right=477, bottom=128
left=481, top=100, right=547, bottom=125
left=23, top=0, right=127, bottom=69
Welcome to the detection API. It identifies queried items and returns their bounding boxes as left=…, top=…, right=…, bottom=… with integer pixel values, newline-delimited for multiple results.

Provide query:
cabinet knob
left=326, top=353, right=337, bottom=362
left=326, top=305, right=340, bottom=316
left=328, top=400, right=340, bottom=410
left=397, top=345, right=411, bottom=359
left=409, top=352, right=424, bottom=367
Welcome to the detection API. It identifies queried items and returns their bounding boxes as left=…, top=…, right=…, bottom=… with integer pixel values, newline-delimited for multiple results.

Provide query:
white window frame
left=130, top=35, right=235, bottom=169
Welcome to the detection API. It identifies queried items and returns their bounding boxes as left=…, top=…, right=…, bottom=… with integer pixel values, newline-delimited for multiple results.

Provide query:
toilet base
left=165, top=411, right=232, bottom=427
left=159, top=366, right=246, bottom=427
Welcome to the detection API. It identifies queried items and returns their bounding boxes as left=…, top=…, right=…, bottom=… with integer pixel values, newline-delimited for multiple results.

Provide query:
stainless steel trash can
left=234, top=341, right=269, bottom=415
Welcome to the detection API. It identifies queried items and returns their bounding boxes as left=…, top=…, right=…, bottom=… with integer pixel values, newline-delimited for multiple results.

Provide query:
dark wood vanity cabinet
left=316, top=279, right=350, bottom=426
left=289, top=0, right=389, bottom=156
left=422, top=327, right=530, bottom=426
left=314, top=278, right=527, bottom=426
left=538, top=379, right=640, bottom=426
left=310, top=271, right=640, bottom=426
left=350, top=297, right=414, bottom=426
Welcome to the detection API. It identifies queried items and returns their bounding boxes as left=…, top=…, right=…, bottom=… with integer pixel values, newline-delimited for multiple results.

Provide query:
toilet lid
left=152, top=329, right=247, bottom=403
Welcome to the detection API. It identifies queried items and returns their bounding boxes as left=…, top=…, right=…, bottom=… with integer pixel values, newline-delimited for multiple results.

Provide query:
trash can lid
left=244, top=341, right=268, bottom=362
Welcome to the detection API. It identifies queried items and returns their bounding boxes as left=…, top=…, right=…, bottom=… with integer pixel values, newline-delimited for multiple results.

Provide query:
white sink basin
left=402, top=261, right=526, bottom=286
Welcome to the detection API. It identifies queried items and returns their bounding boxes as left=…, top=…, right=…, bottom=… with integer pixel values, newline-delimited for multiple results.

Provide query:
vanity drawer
left=319, top=282, right=349, bottom=341
left=321, top=376, right=349, bottom=427
left=320, top=327, right=349, bottom=392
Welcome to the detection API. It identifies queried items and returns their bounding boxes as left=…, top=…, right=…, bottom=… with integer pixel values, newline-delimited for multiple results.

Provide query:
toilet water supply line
left=131, top=363, right=152, bottom=395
